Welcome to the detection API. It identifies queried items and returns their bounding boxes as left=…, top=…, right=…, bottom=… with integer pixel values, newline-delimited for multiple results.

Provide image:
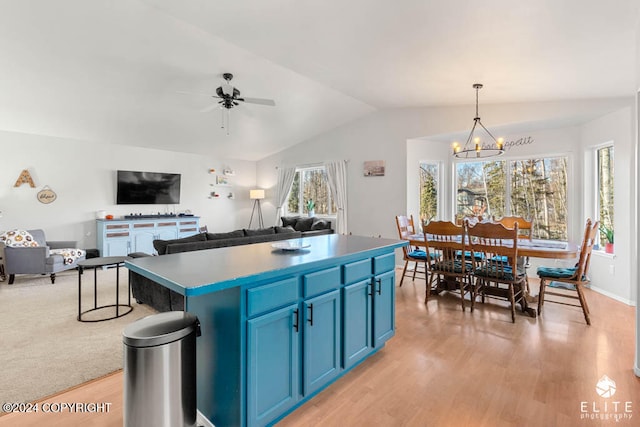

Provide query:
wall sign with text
left=37, top=186, right=57, bottom=204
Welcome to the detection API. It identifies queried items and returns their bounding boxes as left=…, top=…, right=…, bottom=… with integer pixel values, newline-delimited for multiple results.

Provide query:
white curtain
left=325, top=160, right=348, bottom=234
left=274, top=167, right=296, bottom=225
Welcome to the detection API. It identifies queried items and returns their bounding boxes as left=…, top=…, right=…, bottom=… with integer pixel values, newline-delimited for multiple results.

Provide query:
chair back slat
left=575, top=219, right=599, bottom=279
left=423, top=221, right=466, bottom=274
left=395, top=215, right=417, bottom=257
left=467, top=222, right=519, bottom=277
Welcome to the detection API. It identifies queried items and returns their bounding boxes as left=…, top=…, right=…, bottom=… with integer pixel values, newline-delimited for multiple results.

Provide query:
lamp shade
left=249, top=189, right=265, bottom=200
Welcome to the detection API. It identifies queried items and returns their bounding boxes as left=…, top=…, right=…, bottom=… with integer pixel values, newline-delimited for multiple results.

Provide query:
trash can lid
left=123, top=311, right=199, bottom=347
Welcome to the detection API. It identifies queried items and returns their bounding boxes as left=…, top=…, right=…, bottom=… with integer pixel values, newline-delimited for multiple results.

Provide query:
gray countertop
left=125, top=234, right=407, bottom=296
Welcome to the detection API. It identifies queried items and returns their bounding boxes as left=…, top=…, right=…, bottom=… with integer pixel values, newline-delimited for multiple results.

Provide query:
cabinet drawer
left=133, top=223, right=155, bottom=228
left=373, top=253, right=395, bottom=274
left=106, top=232, right=129, bottom=238
left=343, top=259, right=372, bottom=284
left=303, top=267, right=340, bottom=298
left=247, top=278, right=299, bottom=317
left=106, top=224, right=129, bottom=230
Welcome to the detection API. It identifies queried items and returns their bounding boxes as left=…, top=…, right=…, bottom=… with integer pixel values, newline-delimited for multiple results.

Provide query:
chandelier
left=452, top=83, right=505, bottom=159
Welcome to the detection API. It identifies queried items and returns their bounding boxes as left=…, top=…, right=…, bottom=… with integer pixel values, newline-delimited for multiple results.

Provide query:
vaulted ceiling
left=0, top=0, right=637, bottom=160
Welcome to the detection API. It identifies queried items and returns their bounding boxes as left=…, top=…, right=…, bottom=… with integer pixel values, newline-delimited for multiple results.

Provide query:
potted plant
left=599, top=224, right=614, bottom=254
left=306, top=199, right=316, bottom=217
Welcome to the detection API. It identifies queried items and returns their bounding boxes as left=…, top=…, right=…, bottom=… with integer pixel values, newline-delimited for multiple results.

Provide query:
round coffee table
left=77, top=256, right=133, bottom=322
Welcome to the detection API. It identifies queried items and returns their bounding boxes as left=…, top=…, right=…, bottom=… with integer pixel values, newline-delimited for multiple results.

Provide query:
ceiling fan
left=200, top=73, right=276, bottom=112
left=180, top=73, right=276, bottom=135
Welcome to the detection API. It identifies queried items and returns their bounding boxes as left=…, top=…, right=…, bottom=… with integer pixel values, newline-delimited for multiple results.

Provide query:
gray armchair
left=3, top=229, right=85, bottom=284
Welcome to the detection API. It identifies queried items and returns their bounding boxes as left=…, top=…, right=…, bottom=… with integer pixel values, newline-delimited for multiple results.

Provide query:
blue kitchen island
left=126, top=234, right=407, bottom=427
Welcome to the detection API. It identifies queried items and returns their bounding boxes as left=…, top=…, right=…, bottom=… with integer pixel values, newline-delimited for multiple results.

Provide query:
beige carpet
left=0, top=267, right=157, bottom=403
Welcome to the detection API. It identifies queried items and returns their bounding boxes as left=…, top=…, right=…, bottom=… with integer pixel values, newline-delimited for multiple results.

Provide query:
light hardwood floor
left=2, top=272, right=638, bottom=427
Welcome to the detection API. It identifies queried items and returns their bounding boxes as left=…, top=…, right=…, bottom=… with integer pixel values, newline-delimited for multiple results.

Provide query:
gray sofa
left=131, top=226, right=302, bottom=312
left=280, top=216, right=334, bottom=236
left=155, top=226, right=303, bottom=255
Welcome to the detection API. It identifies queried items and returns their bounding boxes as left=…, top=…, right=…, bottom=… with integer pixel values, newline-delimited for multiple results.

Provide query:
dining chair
left=423, top=221, right=473, bottom=310
left=493, top=216, right=534, bottom=291
left=467, top=222, right=527, bottom=322
left=493, top=216, right=533, bottom=240
left=395, top=215, right=428, bottom=287
left=536, top=218, right=598, bottom=325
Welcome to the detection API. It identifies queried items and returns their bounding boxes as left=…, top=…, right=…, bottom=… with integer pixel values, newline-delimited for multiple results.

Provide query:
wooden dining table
left=407, top=234, right=580, bottom=317
left=408, top=234, right=579, bottom=259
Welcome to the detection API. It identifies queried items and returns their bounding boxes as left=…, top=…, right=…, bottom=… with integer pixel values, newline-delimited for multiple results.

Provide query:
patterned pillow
left=0, top=229, right=39, bottom=247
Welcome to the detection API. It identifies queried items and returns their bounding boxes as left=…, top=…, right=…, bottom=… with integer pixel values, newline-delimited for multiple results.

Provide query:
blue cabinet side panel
left=186, top=287, right=242, bottom=427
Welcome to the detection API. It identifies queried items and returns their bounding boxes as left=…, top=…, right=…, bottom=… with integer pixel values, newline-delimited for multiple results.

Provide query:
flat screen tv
left=116, top=170, right=181, bottom=205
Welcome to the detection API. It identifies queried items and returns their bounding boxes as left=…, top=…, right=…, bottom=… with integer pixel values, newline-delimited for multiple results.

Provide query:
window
left=287, top=167, right=336, bottom=216
left=455, top=156, right=568, bottom=240
left=596, top=145, right=614, bottom=249
left=419, top=162, right=439, bottom=223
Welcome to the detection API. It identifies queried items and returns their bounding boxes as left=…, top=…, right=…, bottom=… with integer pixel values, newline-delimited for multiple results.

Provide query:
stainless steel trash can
left=123, top=311, right=201, bottom=427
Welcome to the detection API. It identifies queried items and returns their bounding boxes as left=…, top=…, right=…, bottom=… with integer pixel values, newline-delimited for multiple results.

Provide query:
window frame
left=453, top=152, right=570, bottom=241
left=593, top=142, right=614, bottom=251
left=418, top=161, right=442, bottom=223
left=285, top=165, right=336, bottom=218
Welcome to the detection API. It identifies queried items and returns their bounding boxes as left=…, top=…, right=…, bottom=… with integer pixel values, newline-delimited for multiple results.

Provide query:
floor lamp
left=248, top=189, right=265, bottom=229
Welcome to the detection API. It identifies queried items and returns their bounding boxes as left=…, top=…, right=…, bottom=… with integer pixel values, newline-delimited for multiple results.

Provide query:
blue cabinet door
left=105, top=237, right=130, bottom=256
left=342, top=279, right=372, bottom=369
left=303, top=290, right=341, bottom=396
left=132, top=229, right=155, bottom=254
left=247, top=304, right=300, bottom=427
left=373, top=270, right=396, bottom=347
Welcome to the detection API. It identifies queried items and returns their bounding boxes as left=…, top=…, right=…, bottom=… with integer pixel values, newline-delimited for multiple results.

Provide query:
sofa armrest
left=47, top=240, right=78, bottom=249
left=4, top=246, right=48, bottom=274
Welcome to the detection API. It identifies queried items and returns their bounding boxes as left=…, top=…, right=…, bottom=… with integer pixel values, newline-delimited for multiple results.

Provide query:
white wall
left=633, top=10, right=640, bottom=377
left=258, top=98, right=630, bottom=238
left=0, top=130, right=257, bottom=249
left=580, top=108, right=635, bottom=304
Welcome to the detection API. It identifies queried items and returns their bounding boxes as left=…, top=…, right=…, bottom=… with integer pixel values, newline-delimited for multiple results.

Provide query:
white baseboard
left=635, top=366, right=640, bottom=378
left=587, top=285, right=635, bottom=306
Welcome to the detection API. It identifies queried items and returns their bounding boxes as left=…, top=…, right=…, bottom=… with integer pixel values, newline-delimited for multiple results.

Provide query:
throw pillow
left=275, top=226, right=296, bottom=234
left=0, top=229, right=39, bottom=247
left=281, top=216, right=300, bottom=228
left=311, top=219, right=329, bottom=230
left=154, top=233, right=207, bottom=255
left=206, top=230, right=244, bottom=240
left=293, top=217, right=314, bottom=232
left=244, top=227, right=276, bottom=236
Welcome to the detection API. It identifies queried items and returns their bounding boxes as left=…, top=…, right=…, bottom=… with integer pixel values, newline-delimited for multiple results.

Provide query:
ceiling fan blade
left=200, top=103, right=219, bottom=113
left=176, top=90, right=213, bottom=97
left=221, top=83, right=234, bottom=96
left=239, top=97, right=276, bottom=106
